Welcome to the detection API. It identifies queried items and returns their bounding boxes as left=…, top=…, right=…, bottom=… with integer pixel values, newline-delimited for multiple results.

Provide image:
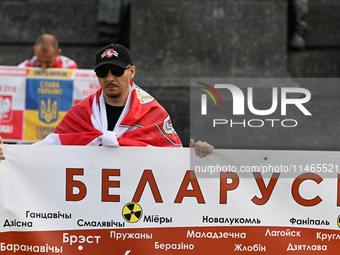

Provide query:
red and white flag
left=35, top=82, right=182, bottom=147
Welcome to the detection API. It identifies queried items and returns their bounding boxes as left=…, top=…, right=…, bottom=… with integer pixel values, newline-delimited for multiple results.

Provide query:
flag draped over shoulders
left=18, top=55, right=78, bottom=69
left=35, top=81, right=182, bottom=147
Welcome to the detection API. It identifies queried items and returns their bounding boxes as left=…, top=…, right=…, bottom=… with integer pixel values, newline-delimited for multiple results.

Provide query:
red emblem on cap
left=101, top=49, right=118, bottom=59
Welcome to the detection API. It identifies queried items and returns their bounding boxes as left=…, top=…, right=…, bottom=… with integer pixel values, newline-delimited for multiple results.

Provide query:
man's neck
left=103, top=94, right=126, bottom=106
left=103, top=86, right=130, bottom=106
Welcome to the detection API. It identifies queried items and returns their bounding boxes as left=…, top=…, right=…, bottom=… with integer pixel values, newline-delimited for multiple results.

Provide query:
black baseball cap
left=94, top=44, right=133, bottom=71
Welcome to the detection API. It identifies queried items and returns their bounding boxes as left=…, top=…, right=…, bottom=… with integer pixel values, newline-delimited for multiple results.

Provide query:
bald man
left=18, top=34, right=78, bottom=69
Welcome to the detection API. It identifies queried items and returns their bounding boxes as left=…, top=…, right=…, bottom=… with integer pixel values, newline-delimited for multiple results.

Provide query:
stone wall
left=0, top=0, right=101, bottom=69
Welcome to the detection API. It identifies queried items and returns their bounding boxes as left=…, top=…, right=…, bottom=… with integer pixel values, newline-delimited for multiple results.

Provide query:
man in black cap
left=4, top=44, right=212, bottom=158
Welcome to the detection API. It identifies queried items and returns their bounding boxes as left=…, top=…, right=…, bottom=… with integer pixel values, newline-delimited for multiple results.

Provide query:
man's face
left=34, top=45, right=61, bottom=68
left=96, top=64, right=136, bottom=106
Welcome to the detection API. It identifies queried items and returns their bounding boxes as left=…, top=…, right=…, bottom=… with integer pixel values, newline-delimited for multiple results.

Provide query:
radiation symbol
left=122, top=202, right=143, bottom=223
left=338, top=215, right=340, bottom=228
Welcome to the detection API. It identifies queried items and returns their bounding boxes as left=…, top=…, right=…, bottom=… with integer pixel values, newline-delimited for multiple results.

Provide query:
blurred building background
left=0, top=0, right=339, bottom=149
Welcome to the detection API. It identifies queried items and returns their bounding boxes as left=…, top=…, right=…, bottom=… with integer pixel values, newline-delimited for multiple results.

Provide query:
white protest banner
left=1, top=145, right=339, bottom=254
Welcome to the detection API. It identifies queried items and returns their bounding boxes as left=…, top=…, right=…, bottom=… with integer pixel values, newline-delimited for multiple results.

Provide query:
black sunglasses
left=95, top=65, right=131, bottom=78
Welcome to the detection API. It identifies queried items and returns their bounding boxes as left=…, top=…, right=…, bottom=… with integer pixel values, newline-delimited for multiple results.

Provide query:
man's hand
left=189, top=139, right=214, bottom=158
left=0, top=136, right=5, bottom=161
